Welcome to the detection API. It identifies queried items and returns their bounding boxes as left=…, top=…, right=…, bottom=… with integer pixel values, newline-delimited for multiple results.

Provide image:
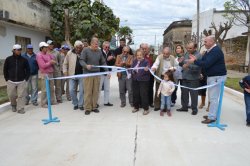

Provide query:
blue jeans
left=244, top=94, right=250, bottom=123
left=207, top=75, right=226, bottom=120
left=69, top=78, right=84, bottom=107
left=26, top=74, right=38, bottom=104
left=160, top=94, right=171, bottom=110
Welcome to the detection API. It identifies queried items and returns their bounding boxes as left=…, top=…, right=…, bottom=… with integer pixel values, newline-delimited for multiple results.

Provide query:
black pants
left=132, top=80, right=149, bottom=110
left=148, top=75, right=154, bottom=105
left=181, top=79, right=200, bottom=111
left=171, top=79, right=183, bottom=104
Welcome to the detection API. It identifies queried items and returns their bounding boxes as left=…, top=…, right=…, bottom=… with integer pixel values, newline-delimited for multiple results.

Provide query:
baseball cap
left=39, top=42, right=49, bottom=48
left=47, top=40, right=54, bottom=45
left=13, top=44, right=22, bottom=50
left=26, top=44, right=33, bottom=49
left=61, top=45, right=70, bottom=50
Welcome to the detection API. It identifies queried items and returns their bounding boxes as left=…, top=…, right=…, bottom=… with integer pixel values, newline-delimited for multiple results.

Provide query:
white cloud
left=104, top=0, right=227, bottom=49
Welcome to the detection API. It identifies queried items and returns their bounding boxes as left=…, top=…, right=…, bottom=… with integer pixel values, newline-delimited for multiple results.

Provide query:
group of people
left=4, top=35, right=228, bottom=125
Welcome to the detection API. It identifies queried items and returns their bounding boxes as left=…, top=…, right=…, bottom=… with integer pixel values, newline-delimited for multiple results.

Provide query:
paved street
left=0, top=74, right=249, bottom=166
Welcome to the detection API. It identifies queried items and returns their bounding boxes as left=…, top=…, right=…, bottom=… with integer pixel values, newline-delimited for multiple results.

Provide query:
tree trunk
left=64, top=9, right=71, bottom=46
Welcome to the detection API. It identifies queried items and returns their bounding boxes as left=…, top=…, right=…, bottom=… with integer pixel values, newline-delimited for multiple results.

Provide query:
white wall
left=192, top=9, right=248, bottom=41
left=0, top=21, right=49, bottom=60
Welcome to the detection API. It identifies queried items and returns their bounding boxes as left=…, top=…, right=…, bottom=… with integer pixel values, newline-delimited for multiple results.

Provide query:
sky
left=103, top=0, right=227, bottom=50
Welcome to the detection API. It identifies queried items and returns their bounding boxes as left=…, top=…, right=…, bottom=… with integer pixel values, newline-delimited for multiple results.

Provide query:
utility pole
left=197, top=0, right=200, bottom=49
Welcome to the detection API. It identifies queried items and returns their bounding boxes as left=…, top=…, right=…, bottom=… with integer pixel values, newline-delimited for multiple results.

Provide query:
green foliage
left=117, top=26, right=133, bottom=44
left=50, top=0, right=120, bottom=44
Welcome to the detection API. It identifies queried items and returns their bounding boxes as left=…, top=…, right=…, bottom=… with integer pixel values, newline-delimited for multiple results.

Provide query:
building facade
left=163, top=20, right=192, bottom=53
left=0, top=0, right=51, bottom=63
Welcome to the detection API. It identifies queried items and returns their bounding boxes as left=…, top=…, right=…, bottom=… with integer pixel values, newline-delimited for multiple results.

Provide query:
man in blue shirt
left=22, top=44, right=39, bottom=106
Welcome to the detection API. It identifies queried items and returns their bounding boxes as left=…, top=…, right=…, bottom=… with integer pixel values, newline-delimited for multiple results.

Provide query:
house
left=163, top=20, right=192, bottom=53
left=192, top=8, right=248, bottom=65
left=0, top=0, right=52, bottom=73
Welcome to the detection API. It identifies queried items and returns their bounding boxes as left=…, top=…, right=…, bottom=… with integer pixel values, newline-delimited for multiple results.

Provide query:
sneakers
left=17, top=108, right=25, bottom=114
left=11, top=105, right=17, bottom=112
left=143, top=110, right=149, bottom=115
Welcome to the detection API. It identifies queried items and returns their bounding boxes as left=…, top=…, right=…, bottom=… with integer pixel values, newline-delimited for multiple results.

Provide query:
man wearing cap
left=47, top=40, right=63, bottom=103
left=63, top=41, right=84, bottom=110
left=80, top=37, right=107, bottom=115
left=4, top=44, right=30, bottom=114
left=22, top=44, right=39, bottom=106
left=60, top=44, right=71, bottom=101
left=36, top=42, right=57, bottom=108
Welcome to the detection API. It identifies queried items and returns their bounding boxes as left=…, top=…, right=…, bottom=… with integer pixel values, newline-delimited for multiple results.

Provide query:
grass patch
left=0, top=87, right=9, bottom=104
left=225, top=77, right=243, bottom=93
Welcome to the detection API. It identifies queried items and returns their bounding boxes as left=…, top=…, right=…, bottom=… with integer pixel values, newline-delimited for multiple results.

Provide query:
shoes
left=96, top=104, right=99, bottom=108
left=57, top=100, right=62, bottom=103
left=32, top=102, right=39, bottom=106
left=201, top=119, right=216, bottom=124
left=92, top=109, right=100, bottom=113
left=154, top=108, right=160, bottom=111
left=67, top=98, right=72, bottom=101
left=132, top=109, right=139, bottom=113
left=104, top=103, right=113, bottom=106
left=25, top=101, right=29, bottom=105
left=246, top=122, right=250, bottom=127
left=176, top=108, right=188, bottom=112
left=191, top=111, right=197, bottom=115
left=41, top=105, right=48, bottom=108
left=120, top=103, right=126, bottom=108
left=11, top=105, right=17, bottom=112
left=166, top=110, right=172, bottom=116
left=160, top=111, right=164, bottom=116
left=79, top=107, right=84, bottom=111
left=203, top=115, right=208, bottom=119
left=149, top=104, right=154, bottom=108
left=17, top=108, right=25, bottom=114
left=143, top=110, right=149, bottom=115
left=74, top=106, right=78, bottom=110
left=85, top=110, right=91, bottom=115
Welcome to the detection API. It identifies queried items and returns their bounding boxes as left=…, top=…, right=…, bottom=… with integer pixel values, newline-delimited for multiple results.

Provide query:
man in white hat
left=3, top=44, right=30, bottom=114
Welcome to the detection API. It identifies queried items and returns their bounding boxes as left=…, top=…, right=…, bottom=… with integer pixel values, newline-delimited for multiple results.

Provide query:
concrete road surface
left=0, top=74, right=249, bottom=166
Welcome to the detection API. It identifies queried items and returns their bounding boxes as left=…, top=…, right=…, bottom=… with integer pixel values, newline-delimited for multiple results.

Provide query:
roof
left=163, top=20, right=192, bottom=35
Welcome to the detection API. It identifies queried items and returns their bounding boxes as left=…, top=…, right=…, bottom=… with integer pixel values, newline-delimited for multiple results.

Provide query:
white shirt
left=152, top=56, right=176, bottom=75
left=157, top=80, right=175, bottom=96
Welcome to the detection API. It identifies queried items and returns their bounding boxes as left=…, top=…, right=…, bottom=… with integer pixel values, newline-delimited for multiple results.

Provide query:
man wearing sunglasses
left=4, top=44, right=30, bottom=114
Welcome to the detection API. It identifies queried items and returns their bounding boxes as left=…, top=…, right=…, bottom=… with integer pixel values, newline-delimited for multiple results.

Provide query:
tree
left=117, top=26, right=133, bottom=45
left=224, top=0, right=250, bottom=72
left=50, top=0, right=120, bottom=45
left=203, top=21, right=233, bottom=47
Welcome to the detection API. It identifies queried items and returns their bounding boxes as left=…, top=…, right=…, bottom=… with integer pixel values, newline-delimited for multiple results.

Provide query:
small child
left=131, top=49, right=150, bottom=115
left=239, top=75, right=250, bottom=127
left=157, top=71, right=175, bottom=116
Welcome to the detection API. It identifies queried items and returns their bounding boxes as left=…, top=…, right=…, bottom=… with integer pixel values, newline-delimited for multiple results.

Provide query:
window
left=15, top=36, right=31, bottom=53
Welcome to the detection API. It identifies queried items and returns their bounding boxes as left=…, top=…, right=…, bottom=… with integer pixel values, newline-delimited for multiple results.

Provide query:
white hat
left=74, top=40, right=83, bottom=47
left=39, top=42, right=49, bottom=48
left=47, top=40, right=54, bottom=45
left=13, top=44, right=22, bottom=50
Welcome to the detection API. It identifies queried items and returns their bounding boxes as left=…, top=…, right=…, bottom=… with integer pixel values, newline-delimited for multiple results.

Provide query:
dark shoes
left=154, top=108, right=160, bottom=111
left=203, top=115, right=208, bottom=119
left=191, top=111, right=197, bottom=115
left=57, top=100, right=63, bottom=103
left=176, top=108, right=188, bottom=112
left=32, top=102, right=39, bottom=106
left=120, top=103, right=126, bottom=108
left=11, top=106, right=17, bottom=112
left=17, top=108, right=25, bottom=114
left=104, top=103, right=113, bottom=106
left=92, top=109, right=100, bottom=113
left=246, top=122, right=250, bottom=127
left=149, top=104, right=154, bottom=108
left=79, top=107, right=84, bottom=111
left=201, top=119, right=216, bottom=124
left=85, top=110, right=91, bottom=115
left=132, top=109, right=139, bottom=113
left=74, top=106, right=78, bottom=110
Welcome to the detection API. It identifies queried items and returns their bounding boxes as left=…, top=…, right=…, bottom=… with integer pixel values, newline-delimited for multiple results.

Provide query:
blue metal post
left=42, top=76, right=60, bottom=125
left=208, top=81, right=228, bottom=130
